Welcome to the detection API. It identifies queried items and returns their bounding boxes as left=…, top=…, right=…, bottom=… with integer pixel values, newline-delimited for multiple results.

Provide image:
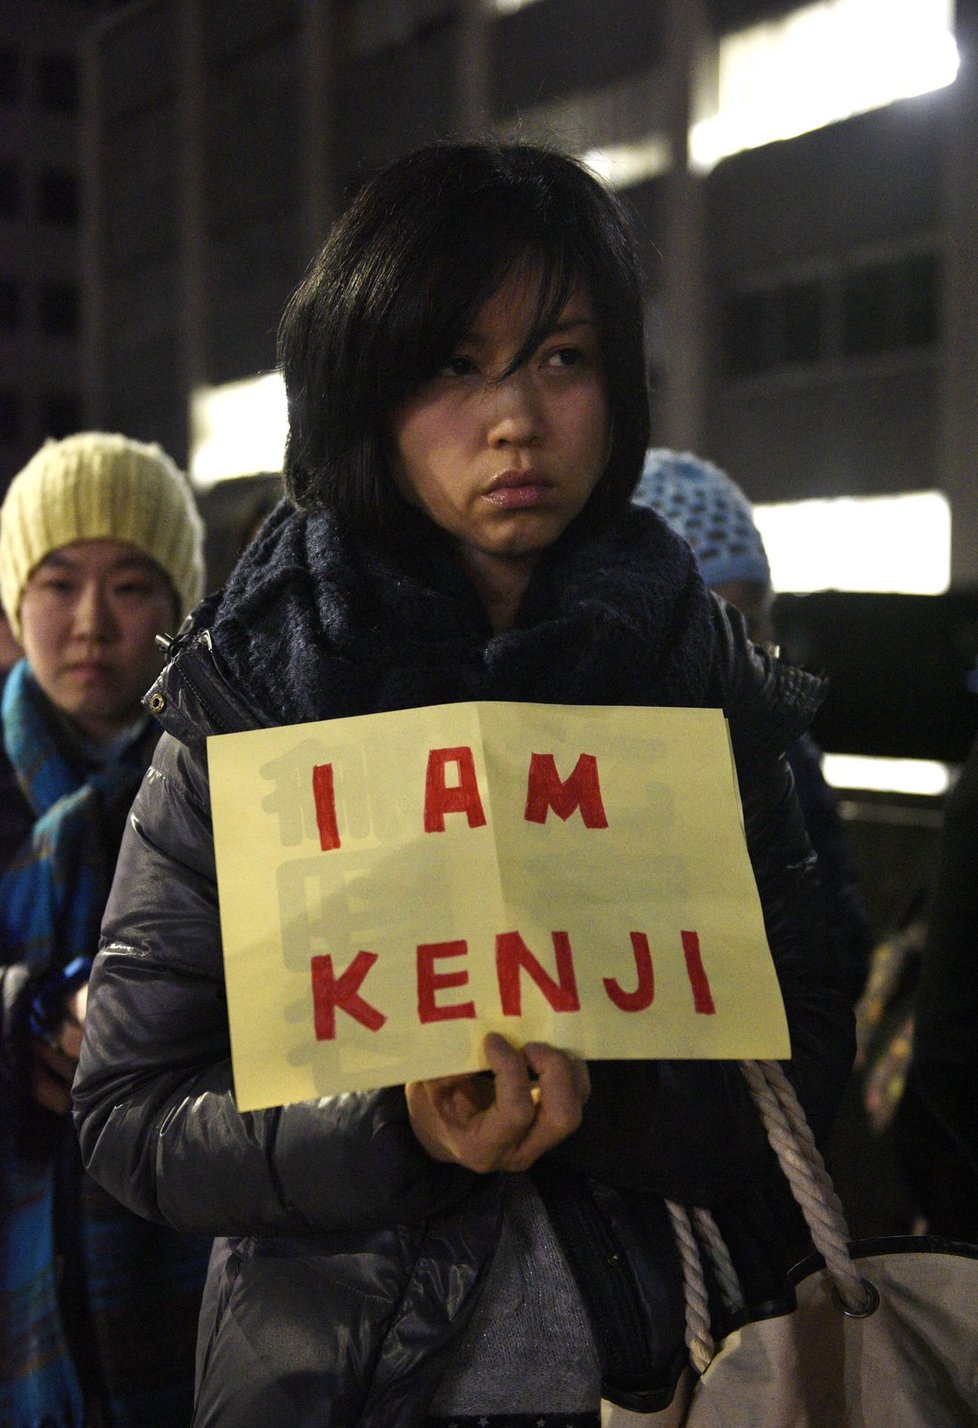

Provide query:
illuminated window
left=190, top=373, right=288, bottom=486
left=691, top=0, right=958, bottom=172
left=821, top=753, right=952, bottom=796
left=490, top=0, right=545, bottom=13
left=754, top=491, right=951, bottom=594
left=578, top=139, right=671, bottom=191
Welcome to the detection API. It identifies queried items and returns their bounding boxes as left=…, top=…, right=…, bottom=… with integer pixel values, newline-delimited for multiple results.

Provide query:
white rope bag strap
left=667, top=1059, right=876, bottom=1375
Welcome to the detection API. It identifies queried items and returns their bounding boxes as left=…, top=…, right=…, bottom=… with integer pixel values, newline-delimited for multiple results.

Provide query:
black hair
left=277, top=141, right=651, bottom=538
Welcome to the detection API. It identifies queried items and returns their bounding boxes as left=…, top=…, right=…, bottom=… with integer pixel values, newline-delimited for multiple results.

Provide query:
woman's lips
left=485, top=473, right=552, bottom=509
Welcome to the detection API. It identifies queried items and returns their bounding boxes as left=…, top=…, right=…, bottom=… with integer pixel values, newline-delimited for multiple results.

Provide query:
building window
left=0, top=164, right=22, bottom=220
left=0, top=388, right=23, bottom=445
left=36, top=55, right=79, bottom=112
left=725, top=252, right=939, bottom=377
left=725, top=280, right=821, bottom=376
left=842, top=252, right=940, bottom=357
left=38, top=169, right=79, bottom=226
left=0, top=48, right=19, bottom=105
left=40, top=391, right=82, bottom=440
left=0, top=277, right=20, bottom=328
left=39, top=281, right=79, bottom=336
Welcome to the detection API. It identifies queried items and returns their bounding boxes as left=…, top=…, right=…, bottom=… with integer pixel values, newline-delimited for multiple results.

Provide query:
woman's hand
left=405, top=1032, right=590, bottom=1173
left=28, top=982, right=89, bottom=1115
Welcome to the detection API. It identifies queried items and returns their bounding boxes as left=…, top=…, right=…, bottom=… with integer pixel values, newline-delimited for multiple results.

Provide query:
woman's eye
left=544, top=345, right=585, bottom=369
left=437, top=356, right=478, bottom=378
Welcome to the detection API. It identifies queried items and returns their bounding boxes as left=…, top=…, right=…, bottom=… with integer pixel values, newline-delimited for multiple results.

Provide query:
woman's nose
left=486, top=369, right=543, bottom=446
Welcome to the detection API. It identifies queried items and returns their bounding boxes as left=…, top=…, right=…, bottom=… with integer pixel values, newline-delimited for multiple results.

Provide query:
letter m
left=524, top=752, right=608, bottom=827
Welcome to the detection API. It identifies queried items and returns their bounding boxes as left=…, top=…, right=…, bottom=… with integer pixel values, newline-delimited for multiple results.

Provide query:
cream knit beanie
left=0, top=431, right=205, bottom=638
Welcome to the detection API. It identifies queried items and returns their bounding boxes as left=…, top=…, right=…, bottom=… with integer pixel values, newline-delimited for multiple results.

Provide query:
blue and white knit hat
left=634, top=448, right=771, bottom=591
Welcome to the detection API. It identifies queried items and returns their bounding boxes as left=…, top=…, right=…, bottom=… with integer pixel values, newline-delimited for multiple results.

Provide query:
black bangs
left=406, top=249, right=578, bottom=388
left=373, top=186, right=583, bottom=402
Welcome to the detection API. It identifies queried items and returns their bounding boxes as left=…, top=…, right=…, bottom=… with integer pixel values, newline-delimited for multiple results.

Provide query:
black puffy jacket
left=73, top=504, right=854, bottom=1427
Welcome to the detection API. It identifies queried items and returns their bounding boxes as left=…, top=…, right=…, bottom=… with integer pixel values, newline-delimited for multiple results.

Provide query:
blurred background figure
left=0, top=432, right=210, bottom=1428
left=635, top=448, right=875, bottom=1004
left=233, top=483, right=280, bottom=560
left=893, top=730, right=978, bottom=1241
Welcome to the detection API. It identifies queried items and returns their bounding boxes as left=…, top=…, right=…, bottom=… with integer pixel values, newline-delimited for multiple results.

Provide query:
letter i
left=681, top=931, right=716, bottom=1014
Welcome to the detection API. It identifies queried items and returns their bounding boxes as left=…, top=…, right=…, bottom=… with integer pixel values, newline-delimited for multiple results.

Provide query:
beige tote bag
left=603, top=1059, right=978, bottom=1428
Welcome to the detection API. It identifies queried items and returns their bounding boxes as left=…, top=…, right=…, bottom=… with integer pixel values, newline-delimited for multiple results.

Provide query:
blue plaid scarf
left=0, top=658, right=155, bottom=980
left=1, top=660, right=208, bottom=1428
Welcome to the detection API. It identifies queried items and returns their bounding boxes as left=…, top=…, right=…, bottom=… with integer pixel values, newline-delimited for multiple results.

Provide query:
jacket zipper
left=533, top=1166, right=654, bottom=1385
left=176, top=650, right=231, bottom=735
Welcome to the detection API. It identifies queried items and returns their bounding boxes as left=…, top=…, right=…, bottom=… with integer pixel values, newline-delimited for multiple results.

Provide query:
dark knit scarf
left=211, top=499, right=718, bottom=723
left=0, top=661, right=208, bottom=1428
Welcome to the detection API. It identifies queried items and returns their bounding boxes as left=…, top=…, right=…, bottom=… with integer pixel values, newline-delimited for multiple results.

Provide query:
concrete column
left=301, top=0, right=342, bottom=256
left=177, top=0, right=208, bottom=453
left=79, top=24, right=105, bottom=428
left=941, top=0, right=978, bottom=589
left=659, top=0, right=712, bottom=454
left=454, top=0, right=491, bottom=141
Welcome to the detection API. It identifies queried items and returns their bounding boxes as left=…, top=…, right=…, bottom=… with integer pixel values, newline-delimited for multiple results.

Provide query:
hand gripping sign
left=207, top=701, right=790, bottom=1110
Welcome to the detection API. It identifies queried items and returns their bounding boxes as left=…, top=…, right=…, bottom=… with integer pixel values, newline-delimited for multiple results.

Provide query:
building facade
left=73, top=0, right=978, bottom=591
left=0, top=1, right=107, bottom=484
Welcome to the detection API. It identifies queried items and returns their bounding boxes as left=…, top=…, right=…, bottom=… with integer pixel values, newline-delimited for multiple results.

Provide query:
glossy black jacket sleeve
left=551, top=600, right=854, bottom=1203
left=72, top=732, right=477, bottom=1236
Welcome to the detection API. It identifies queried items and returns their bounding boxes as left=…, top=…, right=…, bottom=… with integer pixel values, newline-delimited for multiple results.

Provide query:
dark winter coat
left=1, top=663, right=208, bottom=1428
left=73, top=501, right=854, bottom=1427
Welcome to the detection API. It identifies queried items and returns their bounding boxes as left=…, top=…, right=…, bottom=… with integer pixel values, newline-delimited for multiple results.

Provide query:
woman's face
left=18, top=539, right=178, bottom=744
left=390, top=271, right=610, bottom=610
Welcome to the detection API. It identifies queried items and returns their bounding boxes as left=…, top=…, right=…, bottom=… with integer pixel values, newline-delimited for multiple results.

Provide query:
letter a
left=524, top=753, right=608, bottom=827
left=496, top=930, right=581, bottom=1016
left=603, top=932, right=655, bottom=1012
left=424, top=746, right=487, bottom=832
left=311, top=950, right=387, bottom=1040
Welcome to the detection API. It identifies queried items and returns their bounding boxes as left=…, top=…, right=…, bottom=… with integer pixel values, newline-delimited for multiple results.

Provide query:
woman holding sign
left=73, top=144, right=853, bottom=1427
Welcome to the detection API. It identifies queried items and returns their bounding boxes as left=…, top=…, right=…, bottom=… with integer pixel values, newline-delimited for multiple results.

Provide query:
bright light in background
left=754, top=490, right=950, bottom=593
left=189, top=373, right=288, bottom=487
left=579, top=138, right=672, bottom=190
left=822, top=753, right=953, bottom=795
left=690, top=0, right=958, bottom=172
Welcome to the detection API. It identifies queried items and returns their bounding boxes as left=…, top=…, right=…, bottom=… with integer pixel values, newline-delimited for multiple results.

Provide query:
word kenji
left=311, top=747, right=608, bottom=848
left=310, top=929, right=717, bottom=1040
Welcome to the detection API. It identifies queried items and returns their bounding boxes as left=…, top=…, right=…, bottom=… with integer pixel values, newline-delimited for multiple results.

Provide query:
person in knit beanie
left=634, top=447, right=873, bottom=1005
left=0, top=432, right=210, bottom=1428
left=635, top=448, right=774, bottom=644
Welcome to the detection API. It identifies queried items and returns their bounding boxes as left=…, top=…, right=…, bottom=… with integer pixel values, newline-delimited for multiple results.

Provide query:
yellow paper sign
left=207, top=701, right=790, bottom=1110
